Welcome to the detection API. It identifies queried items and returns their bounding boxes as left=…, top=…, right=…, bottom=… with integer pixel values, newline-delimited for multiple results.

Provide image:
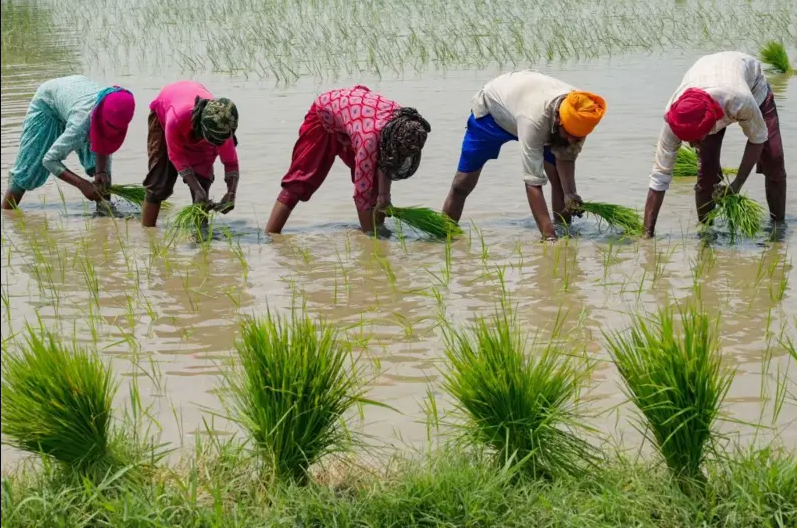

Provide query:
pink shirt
left=315, top=86, right=400, bottom=211
left=150, top=81, right=238, bottom=178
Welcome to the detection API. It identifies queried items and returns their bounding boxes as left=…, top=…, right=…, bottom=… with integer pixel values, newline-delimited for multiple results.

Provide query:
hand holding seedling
left=712, top=182, right=736, bottom=202
left=217, top=192, right=235, bottom=214
left=564, top=193, right=584, bottom=218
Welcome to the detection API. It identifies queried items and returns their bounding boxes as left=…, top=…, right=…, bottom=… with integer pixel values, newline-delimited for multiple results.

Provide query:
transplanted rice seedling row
left=47, top=0, right=795, bottom=81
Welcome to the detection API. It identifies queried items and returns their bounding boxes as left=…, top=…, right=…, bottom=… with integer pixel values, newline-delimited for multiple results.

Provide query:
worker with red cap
left=2, top=76, right=135, bottom=210
left=643, top=51, right=786, bottom=237
left=442, top=70, right=607, bottom=241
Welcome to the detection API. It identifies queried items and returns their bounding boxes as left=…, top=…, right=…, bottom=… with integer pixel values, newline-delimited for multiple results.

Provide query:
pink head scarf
left=665, top=88, right=724, bottom=143
left=90, top=88, right=135, bottom=156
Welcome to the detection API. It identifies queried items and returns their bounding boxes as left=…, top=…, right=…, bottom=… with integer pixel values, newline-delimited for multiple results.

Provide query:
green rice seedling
left=604, top=306, right=733, bottom=490
left=387, top=206, right=462, bottom=240
left=760, top=40, right=794, bottom=74
left=704, top=188, right=765, bottom=240
left=107, top=184, right=171, bottom=210
left=166, top=203, right=215, bottom=242
left=222, top=310, right=378, bottom=484
left=579, top=202, right=643, bottom=236
left=0, top=325, right=117, bottom=471
left=441, top=300, right=598, bottom=479
left=673, top=146, right=737, bottom=177
left=674, top=145, right=699, bottom=178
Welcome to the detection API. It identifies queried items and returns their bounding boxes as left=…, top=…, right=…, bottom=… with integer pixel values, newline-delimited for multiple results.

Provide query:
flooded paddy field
left=1, top=0, right=796, bottom=504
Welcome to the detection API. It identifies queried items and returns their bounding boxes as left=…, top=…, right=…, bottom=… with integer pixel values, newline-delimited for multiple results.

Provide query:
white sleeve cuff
left=649, top=176, right=670, bottom=192
left=523, top=173, right=548, bottom=187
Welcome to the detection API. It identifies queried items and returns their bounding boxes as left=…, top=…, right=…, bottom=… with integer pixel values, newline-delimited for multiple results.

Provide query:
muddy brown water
left=2, top=38, right=796, bottom=468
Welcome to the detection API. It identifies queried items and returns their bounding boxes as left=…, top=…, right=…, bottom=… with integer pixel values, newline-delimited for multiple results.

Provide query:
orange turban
left=558, top=91, right=607, bottom=137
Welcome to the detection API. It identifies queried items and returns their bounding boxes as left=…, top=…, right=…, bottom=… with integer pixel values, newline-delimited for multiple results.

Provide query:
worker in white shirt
left=441, top=71, right=607, bottom=241
left=643, top=51, right=787, bottom=237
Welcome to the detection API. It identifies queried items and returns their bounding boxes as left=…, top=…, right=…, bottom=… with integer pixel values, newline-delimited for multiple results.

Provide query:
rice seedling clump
left=578, top=202, right=643, bottom=235
left=166, top=203, right=215, bottom=242
left=759, top=40, right=794, bottom=74
left=441, top=302, right=597, bottom=478
left=705, top=189, right=765, bottom=240
left=387, top=206, right=463, bottom=240
left=223, top=311, right=372, bottom=483
left=604, top=306, right=733, bottom=488
left=673, top=146, right=737, bottom=178
left=0, top=325, right=117, bottom=471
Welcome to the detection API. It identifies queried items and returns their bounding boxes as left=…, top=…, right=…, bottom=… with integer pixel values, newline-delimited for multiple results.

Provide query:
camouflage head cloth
left=192, top=96, right=239, bottom=146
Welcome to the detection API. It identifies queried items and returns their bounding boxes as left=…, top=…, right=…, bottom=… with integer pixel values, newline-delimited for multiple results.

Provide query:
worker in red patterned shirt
left=265, top=85, right=431, bottom=234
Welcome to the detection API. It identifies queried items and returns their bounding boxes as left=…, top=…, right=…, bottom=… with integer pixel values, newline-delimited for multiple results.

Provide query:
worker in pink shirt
left=142, top=81, right=240, bottom=227
left=265, top=85, right=431, bottom=234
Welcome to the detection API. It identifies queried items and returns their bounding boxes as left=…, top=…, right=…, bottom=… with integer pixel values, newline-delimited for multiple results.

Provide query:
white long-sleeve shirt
left=471, top=70, right=584, bottom=186
left=649, top=52, right=769, bottom=191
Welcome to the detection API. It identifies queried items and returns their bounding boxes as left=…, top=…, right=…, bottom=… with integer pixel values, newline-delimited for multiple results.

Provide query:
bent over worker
left=643, top=51, right=786, bottom=237
left=2, top=75, right=135, bottom=210
left=441, top=70, right=606, bottom=240
left=265, top=85, right=431, bottom=234
left=142, top=81, right=240, bottom=227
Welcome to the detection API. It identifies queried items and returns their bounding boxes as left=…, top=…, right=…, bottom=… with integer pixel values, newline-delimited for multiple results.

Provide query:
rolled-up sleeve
left=550, top=138, right=584, bottom=162
left=42, top=120, right=89, bottom=176
left=518, top=116, right=548, bottom=186
left=649, top=123, right=681, bottom=192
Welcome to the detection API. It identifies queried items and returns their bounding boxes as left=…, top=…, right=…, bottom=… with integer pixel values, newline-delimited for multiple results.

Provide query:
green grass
left=0, top=324, right=117, bottom=471
left=760, top=40, right=794, bottom=74
left=604, top=306, right=734, bottom=489
left=387, top=206, right=463, bottom=240
left=2, top=442, right=795, bottom=528
left=579, top=202, right=643, bottom=236
left=222, top=311, right=376, bottom=484
left=441, top=301, right=597, bottom=478
left=705, top=189, right=765, bottom=241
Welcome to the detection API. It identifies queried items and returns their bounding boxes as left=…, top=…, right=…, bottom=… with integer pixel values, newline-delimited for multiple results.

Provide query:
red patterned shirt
left=315, top=85, right=400, bottom=211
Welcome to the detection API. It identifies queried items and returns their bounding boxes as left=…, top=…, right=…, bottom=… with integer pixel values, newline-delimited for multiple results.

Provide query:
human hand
left=93, top=172, right=111, bottom=198
left=191, top=185, right=209, bottom=206
left=712, top=182, right=737, bottom=202
left=376, top=194, right=392, bottom=214
left=80, top=180, right=105, bottom=202
left=563, top=193, right=584, bottom=218
left=216, top=192, right=235, bottom=214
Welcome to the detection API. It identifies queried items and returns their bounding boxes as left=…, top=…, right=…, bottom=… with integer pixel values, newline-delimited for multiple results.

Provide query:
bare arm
left=525, top=184, right=556, bottom=239
left=643, top=189, right=666, bottom=238
left=730, top=141, right=765, bottom=193
left=555, top=158, right=577, bottom=195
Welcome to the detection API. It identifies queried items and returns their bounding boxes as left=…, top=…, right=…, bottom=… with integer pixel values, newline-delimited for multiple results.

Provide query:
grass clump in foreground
left=441, top=301, right=598, bottom=478
left=387, top=206, right=463, bottom=240
left=604, top=306, right=733, bottom=490
left=2, top=442, right=795, bottom=528
left=705, top=187, right=765, bottom=241
left=223, top=311, right=377, bottom=484
left=0, top=325, right=118, bottom=472
left=578, top=201, right=643, bottom=236
left=760, top=40, right=794, bottom=74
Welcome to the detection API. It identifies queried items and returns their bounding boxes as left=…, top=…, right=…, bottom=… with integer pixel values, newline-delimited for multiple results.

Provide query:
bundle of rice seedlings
left=674, top=145, right=699, bottom=178
left=579, top=201, right=643, bottom=235
left=107, top=184, right=171, bottom=210
left=673, top=146, right=737, bottom=178
left=604, top=306, right=733, bottom=490
left=0, top=325, right=118, bottom=471
left=386, top=206, right=462, bottom=240
left=166, top=203, right=215, bottom=242
left=760, top=40, right=794, bottom=74
left=705, top=188, right=765, bottom=240
left=222, top=311, right=374, bottom=484
left=441, top=302, right=598, bottom=479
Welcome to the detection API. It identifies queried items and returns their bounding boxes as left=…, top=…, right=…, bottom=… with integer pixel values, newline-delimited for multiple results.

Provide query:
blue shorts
left=456, top=113, right=555, bottom=173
